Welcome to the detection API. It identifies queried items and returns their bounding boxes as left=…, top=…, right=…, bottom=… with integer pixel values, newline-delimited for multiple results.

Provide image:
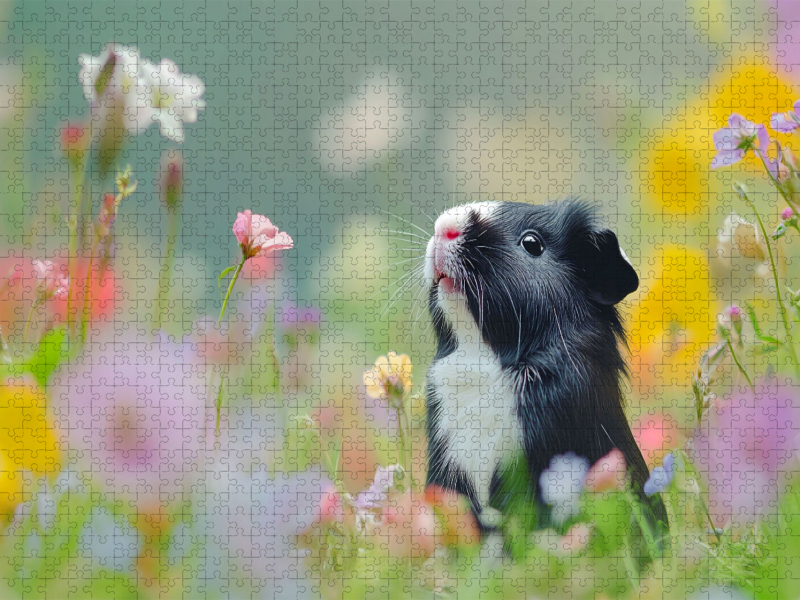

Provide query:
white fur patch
left=428, top=292, right=523, bottom=508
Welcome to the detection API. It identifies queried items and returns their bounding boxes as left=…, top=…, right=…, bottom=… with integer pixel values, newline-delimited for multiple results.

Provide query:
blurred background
left=2, top=0, right=800, bottom=596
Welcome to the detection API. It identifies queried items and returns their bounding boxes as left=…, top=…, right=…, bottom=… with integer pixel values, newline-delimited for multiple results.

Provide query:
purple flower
left=174, top=465, right=330, bottom=597
left=771, top=100, right=800, bottom=133
left=50, top=326, right=211, bottom=511
left=539, top=453, right=590, bottom=524
left=692, top=381, right=800, bottom=527
left=354, top=464, right=400, bottom=510
left=279, top=302, right=322, bottom=328
left=711, top=114, right=769, bottom=169
left=644, top=452, right=675, bottom=496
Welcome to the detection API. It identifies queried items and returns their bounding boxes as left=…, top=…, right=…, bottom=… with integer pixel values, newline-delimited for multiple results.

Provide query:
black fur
left=425, top=200, right=667, bottom=530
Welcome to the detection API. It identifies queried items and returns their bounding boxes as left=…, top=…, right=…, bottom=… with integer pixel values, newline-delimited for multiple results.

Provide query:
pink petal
left=250, top=213, right=278, bottom=238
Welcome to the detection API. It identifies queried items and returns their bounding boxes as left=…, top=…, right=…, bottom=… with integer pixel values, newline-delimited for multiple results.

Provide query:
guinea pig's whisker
left=366, top=259, right=424, bottom=301
left=372, top=207, right=431, bottom=237
left=383, top=228, right=430, bottom=242
left=379, top=262, right=426, bottom=317
left=496, top=276, right=523, bottom=361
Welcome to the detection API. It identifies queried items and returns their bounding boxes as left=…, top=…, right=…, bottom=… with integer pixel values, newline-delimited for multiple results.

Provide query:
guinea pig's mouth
left=433, top=269, right=461, bottom=294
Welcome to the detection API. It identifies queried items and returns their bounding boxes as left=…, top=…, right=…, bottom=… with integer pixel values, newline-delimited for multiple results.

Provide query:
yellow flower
left=642, top=60, right=800, bottom=213
left=363, top=352, right=413, bottom=404
left=0, top=450, right=24, bottom=517
left=627, top=246, right=717, bottom=389
left=0, top=378, right=61, bottom=475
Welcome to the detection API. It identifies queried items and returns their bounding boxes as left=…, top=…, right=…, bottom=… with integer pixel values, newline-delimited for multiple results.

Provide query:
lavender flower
left=711, top=114, right=769, bottom=169
left=771, top=100, right=800, bottom=133
left=50, top=326, right=211, bottom=512
left=354, top=464, right=400, bottom=510
left=693, top=382, right=800, bottom=527
left=539, top=453, right=589, bottom=524
left=644, top=452, right=676, bottom=496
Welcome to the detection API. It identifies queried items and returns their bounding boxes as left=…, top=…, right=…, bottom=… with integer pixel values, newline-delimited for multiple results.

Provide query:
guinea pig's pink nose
left=439, top=228, right=461, bottom=242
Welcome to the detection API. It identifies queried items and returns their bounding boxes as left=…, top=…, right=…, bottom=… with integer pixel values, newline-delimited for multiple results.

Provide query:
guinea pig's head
left=424, top=200, right=638, bottom=362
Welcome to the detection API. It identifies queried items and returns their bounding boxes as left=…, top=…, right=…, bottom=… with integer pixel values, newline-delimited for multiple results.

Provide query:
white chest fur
left=428, top=296, right=523, bottom=508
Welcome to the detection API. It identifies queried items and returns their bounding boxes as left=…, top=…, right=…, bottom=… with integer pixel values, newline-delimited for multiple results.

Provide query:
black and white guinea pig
left=423, top=199, right=667, bottom=529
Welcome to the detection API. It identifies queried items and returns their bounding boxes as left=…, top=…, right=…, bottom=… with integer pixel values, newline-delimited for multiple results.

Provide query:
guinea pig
left=423, top=199, right=667, bottom=532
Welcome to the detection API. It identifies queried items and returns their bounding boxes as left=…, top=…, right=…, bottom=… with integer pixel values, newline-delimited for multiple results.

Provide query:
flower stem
left=80, top=254, right=95, bottom=344
left=22, top=300, right=38, bottom=349
left=156, top=207, right=180, bottom=329
left=218, top=257, right=246, bottom=326
left=215, top=256, right=246, bottom=436
left=725, top=337, right=754, bottom=391
left=742, top=192, right=800, bottom=379
left=66, top=130, right=92, bottom=337
left=396, top=404, right=409, bottom=477
left=760, top=152, right=800, bottom=222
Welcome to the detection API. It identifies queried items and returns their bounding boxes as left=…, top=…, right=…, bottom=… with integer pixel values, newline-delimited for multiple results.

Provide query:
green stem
left=395, top=405, right=409, bottom=477
left=400, top=403, right=415, bottom=488
left=22, top=299, right=38, bottom=349
left=156, top=208, right=180, bottom=329
left=742, top=191, right=800, bottom=379
left=760, top=152, right=800, bottom=220
left=66, top=155, right=91, bottom=336
left=215, top=256, right=246, bottom=436
left=218, top=257, right=246, bottom=326
left=80, top=254, right=94, bottom=344
left=725, top=337, right=754, bottom=391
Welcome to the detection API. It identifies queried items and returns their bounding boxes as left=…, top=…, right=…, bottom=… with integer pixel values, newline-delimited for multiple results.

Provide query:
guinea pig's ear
left=574, top=229, right=639, bottom=305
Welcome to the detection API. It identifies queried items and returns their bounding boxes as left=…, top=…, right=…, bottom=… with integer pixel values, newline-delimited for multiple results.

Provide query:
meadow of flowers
left=7, top=24, right=800, bottom=600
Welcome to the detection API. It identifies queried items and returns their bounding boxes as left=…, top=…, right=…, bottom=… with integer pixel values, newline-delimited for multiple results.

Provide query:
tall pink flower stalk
left=214, top=211, right=293, bottom=434
left=218, top=210, right=293, bottom=324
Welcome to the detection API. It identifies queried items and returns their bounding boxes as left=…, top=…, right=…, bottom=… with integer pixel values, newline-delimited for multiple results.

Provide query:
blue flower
left=644, top=452, right=675, bottom=496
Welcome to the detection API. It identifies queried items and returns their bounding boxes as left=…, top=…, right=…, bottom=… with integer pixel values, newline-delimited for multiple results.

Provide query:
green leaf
left=745, top=302, right=781, bottom=344
left=216, top=265, right=238, bottom=299
left=24, top=327, right=69, bottom=387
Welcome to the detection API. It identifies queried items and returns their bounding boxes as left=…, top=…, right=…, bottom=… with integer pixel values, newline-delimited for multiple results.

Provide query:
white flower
left=137, top=58, right=205, bottom=143
left=539, top=453, right=589, bottom=525
left=78, top=44, right=149, bottom=134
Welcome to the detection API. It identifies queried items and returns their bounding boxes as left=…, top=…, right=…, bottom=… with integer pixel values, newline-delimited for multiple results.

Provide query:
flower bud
left=159, top=150, right=183, bottom=211
left=782, top=206, right=796, bottom=221
left=717, top=305, right=743, bottom=339
left=60, top=123, right=89, bottom=168
left=97, top=193, right=118, bottom=238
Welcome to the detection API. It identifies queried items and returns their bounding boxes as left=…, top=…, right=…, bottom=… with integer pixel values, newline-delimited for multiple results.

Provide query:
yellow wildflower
left=364, top=352, right=413, bottom=405
left=627, top=246, right=717, bottom=389
left=642, top=60, right=800, bottom=213
left=0, top=378, right=61, bottom=475
left=0, top=450, right=24, bottom=517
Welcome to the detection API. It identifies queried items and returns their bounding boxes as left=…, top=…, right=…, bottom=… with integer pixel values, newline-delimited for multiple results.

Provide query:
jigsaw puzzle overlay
left=2, top=0, right=800, bottom=598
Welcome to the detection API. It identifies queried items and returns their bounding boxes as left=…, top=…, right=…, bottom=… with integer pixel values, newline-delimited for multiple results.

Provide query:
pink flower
left=711, top=114, right=769, bottom=169
left=782, top=207, right=796, bottom=221
left=32, top=259, right=68, bottom=301
left=583, top=449, right=627, bottom=492
left=317, top=481, right=344, bottom=525
left=693, top=381, right=800, bottom=527
left=50, top=326, right=211, bottom=513
left=232, top=210, right=293, bottom=260
left=378, top=492, right=437, bottom=558
left=771, top=100, right=800, bottom=133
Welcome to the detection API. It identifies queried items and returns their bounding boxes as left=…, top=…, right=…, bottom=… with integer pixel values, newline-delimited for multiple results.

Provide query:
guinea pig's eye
left=520, top=233, right=545, bottom=257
